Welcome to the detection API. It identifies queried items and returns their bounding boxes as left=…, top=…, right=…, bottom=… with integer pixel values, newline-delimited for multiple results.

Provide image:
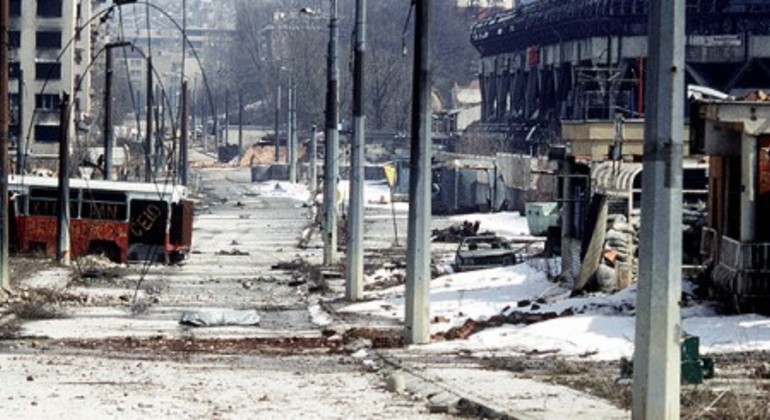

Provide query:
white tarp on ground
left=179, top=309, right=261, bottom=327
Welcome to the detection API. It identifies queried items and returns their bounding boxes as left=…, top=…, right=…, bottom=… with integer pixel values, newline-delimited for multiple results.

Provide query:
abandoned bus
left=8, top=175, right=193, bottom=263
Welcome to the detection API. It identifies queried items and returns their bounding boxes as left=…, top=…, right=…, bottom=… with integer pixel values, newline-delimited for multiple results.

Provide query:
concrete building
left=456, top=0, right=514, bottom=10
left=471, top=0, right=770, bottom=152
left=9, top=0, right=92, bottom=160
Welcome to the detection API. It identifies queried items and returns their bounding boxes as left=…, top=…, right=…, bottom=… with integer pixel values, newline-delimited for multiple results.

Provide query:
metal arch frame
left=24, top=1, right=217, bottom=160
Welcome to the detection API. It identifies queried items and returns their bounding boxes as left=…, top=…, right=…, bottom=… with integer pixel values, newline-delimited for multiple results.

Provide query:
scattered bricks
left=433, top=315, right=450, bottom=324
left=215, top=249, right=250, bottom=256
left=343, top=328, right=404, bottom=349
left=755, top=362, right=770, bottom=379
left=443, top=319, right=484, bottom=340
left=505, top=311, right=559, bottom=325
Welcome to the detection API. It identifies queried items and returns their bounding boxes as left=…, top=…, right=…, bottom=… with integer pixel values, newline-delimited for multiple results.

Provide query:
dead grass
left=5, top=288, right=79, bottom=321
left=487, top=355, right=770, bottom=418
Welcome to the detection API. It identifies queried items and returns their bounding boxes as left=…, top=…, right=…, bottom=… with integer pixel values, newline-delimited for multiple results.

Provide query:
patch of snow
left=249, top=182, right=310, bottom=202
left=308, top=302, right=333, bottom=327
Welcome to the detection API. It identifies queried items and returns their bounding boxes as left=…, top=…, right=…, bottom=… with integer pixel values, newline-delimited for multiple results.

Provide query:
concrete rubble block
left=427, top=392, right=461, bottom=414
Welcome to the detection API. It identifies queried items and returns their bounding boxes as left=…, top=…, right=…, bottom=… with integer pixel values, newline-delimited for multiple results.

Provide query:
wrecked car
left=453, top=236, right=521, bottom=272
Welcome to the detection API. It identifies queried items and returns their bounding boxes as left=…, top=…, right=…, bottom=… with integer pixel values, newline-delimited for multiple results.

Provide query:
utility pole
left=155, top=85, right=163, bottom=172
left=291, top=87, right=298, bottom=183
left=0, top=0, right=9, bottom=289
left=346, top=0, right=366, bottom=301
left=238, top=91, right=243, bottom=153
left=180, top=80, right=188, bottom=186
left=288, top=81, right=296, bottom=183
left=16, top=69, right=23, bottom=174
left=310, top=125, right=318, bottom=196
left=104, top=46, right=114, bottom=179
left=405, top=0, right=432, bottom=345
left=145, top=58, right=153, bottom=182
left=323, top=0, right=340, bottom=265
left=287, top=84, right=293, bottom=166
left=56, top=93, right=71, bottom=266
left=274, top=83, right=282, bottom=163
left=224, top=89, right=229, bottom=145
left=632, top=0, right=684, bottom=418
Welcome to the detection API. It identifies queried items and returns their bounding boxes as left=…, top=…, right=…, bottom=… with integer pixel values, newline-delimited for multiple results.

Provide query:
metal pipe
left=180, top=80, right=188, bottom=186
left=632, top=0, right=685, bottom=417
left=289, top=83, right=298, bottom=183
left=274, top=83, right=282, bottom=163
left=288, top=83, right=295, bottom=182
left=145, top=57, right=153, bottom=182
left=0, top=0, right=9, bottom=287
left=310, top=124, right=318, bottom=197
left=16, top=69, right=23, bottom=174
left=56, top=93, right=71, bottom=266
left=291, top=86, right=298, bottom=182
left=225, top=89, right=229, bottom=145
left=405, top=0, right=432, bottom=345
left=323, top=0, right=340, bottom=265
left=104, top=47, right=114, bottom=179
left=346, top=0, right=366, bottom=301
left=238, top=91, right=243, bottom=153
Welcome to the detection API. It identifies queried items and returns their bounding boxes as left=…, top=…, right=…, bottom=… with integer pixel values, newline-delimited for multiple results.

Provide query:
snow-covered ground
left=339, top=260, right=770, bottom=361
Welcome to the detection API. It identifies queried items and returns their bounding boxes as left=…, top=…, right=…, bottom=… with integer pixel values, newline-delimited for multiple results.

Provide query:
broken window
left=34, top=125, right=60, bottom=143
left=36, top=31, right=62, bottom=49
left=35, top=94, right=61, bottom=111
left=9, top=31, right=20, bottom=49
left=81, top=191, right=127, bottom=221
left=10, top=0, right=20, bottom=17
left=9, top=62, right=20, bottom=80
left=35, top=62, right=61, bottom=80
left=9, top=93, right=20, bottom=126
left=37, top=0, right=63, bottom=18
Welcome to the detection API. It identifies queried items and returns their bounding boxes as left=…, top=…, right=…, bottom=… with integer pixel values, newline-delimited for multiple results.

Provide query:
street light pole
left=405, top=0, right=433, bottom=345
left=632, top=0, right=685, bottom=418
left=145, top=57, right=153, bottom=182
left=289, top=80, right=298, bottom=183
left=346, top=0, right=366, bottom=301
left=323, top=0, right=340, bottom=265
left=0, top=0, right=9, bottom=289
left=274, top=82, right=282, bottom=163
left=310, top=124, right=318, bottom=196
left=104, top=41, right=130, bottom=180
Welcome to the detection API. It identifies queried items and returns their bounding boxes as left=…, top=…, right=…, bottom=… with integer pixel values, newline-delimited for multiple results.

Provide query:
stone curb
left=376, top=354, right=539, bottom=420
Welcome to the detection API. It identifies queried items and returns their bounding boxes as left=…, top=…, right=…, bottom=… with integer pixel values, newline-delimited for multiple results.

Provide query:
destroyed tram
left=8, top=176, right=194, bottom=263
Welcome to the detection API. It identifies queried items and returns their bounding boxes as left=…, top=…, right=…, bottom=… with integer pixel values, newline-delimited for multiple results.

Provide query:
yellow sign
left=384, top=164, right=397, bottom=188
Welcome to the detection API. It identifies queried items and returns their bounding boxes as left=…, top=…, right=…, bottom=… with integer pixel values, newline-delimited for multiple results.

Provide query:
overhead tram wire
left=117, top=7, right=143, bottom=164
left=67, top=41, right=180, bottom=174
left=23, top=1, right=218, bottom=177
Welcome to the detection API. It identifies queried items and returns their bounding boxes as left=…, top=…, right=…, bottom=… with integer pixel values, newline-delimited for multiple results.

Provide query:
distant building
left=9, top=0, right=92, bottom=159
left=456, top=0, right=514, bottom=10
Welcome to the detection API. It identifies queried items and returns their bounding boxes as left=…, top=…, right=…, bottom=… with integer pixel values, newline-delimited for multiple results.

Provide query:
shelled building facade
left=9, top=0, right=92, bottom=161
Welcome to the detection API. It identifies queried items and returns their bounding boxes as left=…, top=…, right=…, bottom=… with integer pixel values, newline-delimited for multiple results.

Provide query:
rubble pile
left=597, top=214, right=639, bottom=292
left=431, top=221, right=494, bottom=243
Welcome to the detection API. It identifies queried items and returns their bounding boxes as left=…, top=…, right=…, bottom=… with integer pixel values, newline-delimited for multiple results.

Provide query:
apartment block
left=9, top=0, right=92, bottom=160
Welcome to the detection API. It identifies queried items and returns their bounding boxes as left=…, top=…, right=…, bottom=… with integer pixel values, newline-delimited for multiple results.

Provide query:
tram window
left=81, top=190, right=127, bottom=221
left=28, top=188, right=78, bottom=217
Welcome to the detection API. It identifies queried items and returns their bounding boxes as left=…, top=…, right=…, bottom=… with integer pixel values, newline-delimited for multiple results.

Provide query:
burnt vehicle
left=453, top=235, right=521, bottom=272
left=8, top=176, right=193, bottom=263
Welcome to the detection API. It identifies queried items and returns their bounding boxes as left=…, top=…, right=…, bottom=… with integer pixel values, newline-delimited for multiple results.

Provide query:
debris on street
left=432, top=220, right=490, bottom=242
left=179, top=309, right=262, bottom=327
